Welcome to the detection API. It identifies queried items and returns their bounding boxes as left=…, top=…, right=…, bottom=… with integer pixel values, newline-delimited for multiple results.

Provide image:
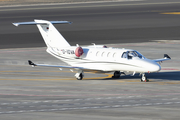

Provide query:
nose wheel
left=141, top=74, right=149, bottom=82
left=112, top=71, right=121, bottom=78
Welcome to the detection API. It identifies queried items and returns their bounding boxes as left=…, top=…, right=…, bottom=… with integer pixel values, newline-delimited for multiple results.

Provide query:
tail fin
left=13, top=19, right=71, bottom=48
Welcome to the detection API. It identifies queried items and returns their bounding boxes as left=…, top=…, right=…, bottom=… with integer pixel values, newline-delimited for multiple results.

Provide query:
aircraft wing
left=28, top=60, right=83, bottom=69
left=28, top=60, right=107, bottom=73
left=153, top=54, right=171, bottom=62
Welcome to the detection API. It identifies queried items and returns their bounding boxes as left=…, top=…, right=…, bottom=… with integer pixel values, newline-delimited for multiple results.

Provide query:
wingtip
left=164, top=54, right=171, bottom=59
left=12, top=23, right=19, bottom=26
left=28, top=60, right=36, bottom=66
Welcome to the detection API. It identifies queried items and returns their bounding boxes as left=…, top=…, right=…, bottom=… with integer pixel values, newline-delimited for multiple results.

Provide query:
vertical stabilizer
left=13, top=19, right=71, bottom=48
left=35, top=20, right=70, bottom=48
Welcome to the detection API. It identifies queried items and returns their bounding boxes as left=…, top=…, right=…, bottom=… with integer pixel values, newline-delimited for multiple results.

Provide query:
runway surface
left=0, top=41, right=180, bottom=119
left=1, top=0, right=180, bottom=48
left=0, top=0, right=180, bottom=119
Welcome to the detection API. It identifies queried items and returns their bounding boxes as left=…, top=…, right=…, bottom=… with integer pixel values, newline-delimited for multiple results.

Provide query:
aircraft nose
left=148, top=62, right=161, bottom=72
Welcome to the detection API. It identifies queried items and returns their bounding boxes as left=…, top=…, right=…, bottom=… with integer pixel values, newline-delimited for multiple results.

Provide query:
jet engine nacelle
left=59, top=46, right=84, bottom=58
left=75, top=47, right=84, bottom=57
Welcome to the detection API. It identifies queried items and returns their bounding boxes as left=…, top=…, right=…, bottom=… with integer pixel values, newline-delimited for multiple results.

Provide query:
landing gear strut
left=112, top=71, right=121, bottom=78
left=141, top=74, right=149, bottom=82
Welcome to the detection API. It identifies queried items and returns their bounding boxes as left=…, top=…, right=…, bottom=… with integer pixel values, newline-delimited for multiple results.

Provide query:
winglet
left=12, top=23, right=19, bottom=26
left=164, top=54, right=171, bottom=59
left=28, top=60, right=36, bottom=67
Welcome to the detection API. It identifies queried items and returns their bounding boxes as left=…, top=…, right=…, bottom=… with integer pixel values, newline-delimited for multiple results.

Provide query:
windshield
left=122, top=51, right=145, bottom=59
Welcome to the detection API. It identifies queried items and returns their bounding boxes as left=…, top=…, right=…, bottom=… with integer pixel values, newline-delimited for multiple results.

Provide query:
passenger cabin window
left=113, top=53, right=117, bottom=58
left=96, top=51, right=99, bottom=56
left=107, top=52, right=111, bottom=57
left=101, top=52, right=105, bottom=57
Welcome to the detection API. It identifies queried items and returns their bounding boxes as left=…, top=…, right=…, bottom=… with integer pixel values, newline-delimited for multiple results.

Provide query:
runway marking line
left=161, top=12, right=180, bottom=15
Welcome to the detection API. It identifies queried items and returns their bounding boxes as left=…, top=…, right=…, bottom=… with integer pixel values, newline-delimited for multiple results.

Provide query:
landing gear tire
left=112, top=71, right=121, bottom=78
left=141, top=74, right=149, bottom=82
left=76, top=73, right=83, bottom=80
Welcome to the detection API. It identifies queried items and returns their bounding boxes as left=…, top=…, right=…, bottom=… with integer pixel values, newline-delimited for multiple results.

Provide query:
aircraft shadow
left=100, top=71, right=180, bottom=81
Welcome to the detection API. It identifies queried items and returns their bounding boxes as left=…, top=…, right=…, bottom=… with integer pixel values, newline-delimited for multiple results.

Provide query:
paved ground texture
left=0, top=41, right=180, bottom=120
left=0, top=0, right=180, bottom=119
left=0, top=0, right=137, bottom=5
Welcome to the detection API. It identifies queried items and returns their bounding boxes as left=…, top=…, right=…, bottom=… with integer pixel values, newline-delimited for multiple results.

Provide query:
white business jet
left=13, top=19, right=171, bottom=82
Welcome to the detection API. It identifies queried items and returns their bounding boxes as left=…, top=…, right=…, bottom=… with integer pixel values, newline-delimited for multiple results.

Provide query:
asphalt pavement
left=0, top=0, right=180, bottom=119
left=1, top=0, right=180, bottom=48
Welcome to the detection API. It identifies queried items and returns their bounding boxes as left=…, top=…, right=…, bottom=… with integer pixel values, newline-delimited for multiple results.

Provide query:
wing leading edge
left=28, top=60, right=82, bottom=69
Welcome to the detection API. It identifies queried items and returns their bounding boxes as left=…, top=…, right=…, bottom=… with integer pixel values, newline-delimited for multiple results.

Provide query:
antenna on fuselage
left=91, top=43, right=96, bottom=48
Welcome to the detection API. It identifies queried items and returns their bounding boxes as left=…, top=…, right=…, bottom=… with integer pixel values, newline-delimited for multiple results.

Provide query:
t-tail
left=13, top=19, right=71, bottom=48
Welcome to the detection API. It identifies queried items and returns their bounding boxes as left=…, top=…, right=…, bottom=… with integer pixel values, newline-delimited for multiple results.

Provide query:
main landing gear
left=75, top=70, right=84, bottom=80
left=112, top=71, right=121, bottom=78
left=74, top=70, right=149, bottom=82
left=141, top=74, right=149, bottom=82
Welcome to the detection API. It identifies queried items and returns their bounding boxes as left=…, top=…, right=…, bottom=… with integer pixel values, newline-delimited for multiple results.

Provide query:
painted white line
left=154, top=103, right=163, bottom=105
left=1, top=101, right=180, bottom=114
left=164, top=102, right=173, bottom=104
left=16, top=110, right=24, bottom=113
left=49, top=109, right=58, bottom=111
left=0, top=96, right=146, bottom=106
left=11, top=103, right=18, bottom=105
left=5, top=111, right=15, bottom=114
left=1, top=103, right=9, bottom=105
left=122, top=105, right=131, bottom=107
left=33, top=101, right=41, bottom=103
left=172, top=98, right=178, bottom=100
left=74, top=99, right=81, bottom=101
left=143, top=103, right=152, bottom=106
left=112, top=105, right=121, bottom=107
left=102, top=106, right=111, bottom=108
left=22, top=102, right=28, bottom=104
left=132, top=104, right=141, bottom=106
left=29, top=110, right=37, bottom=112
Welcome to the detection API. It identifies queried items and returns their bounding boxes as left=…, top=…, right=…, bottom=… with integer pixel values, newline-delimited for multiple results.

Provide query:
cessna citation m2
left=13, top=19, right=171, bottom=82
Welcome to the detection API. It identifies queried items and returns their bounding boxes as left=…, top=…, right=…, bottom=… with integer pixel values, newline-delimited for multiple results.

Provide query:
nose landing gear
left=112, top=71, right=121, bottom=78
left=141, top=74, right=149, bottom=82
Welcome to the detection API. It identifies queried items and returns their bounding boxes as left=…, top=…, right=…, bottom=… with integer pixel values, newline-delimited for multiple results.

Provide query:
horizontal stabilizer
left=13, top=21, right=72, bottom=26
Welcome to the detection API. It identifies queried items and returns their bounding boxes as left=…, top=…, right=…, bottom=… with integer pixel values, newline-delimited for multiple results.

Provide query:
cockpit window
left=121, top=52, right=127, bottom=58
left=122, top=51, right=144, bottom=59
